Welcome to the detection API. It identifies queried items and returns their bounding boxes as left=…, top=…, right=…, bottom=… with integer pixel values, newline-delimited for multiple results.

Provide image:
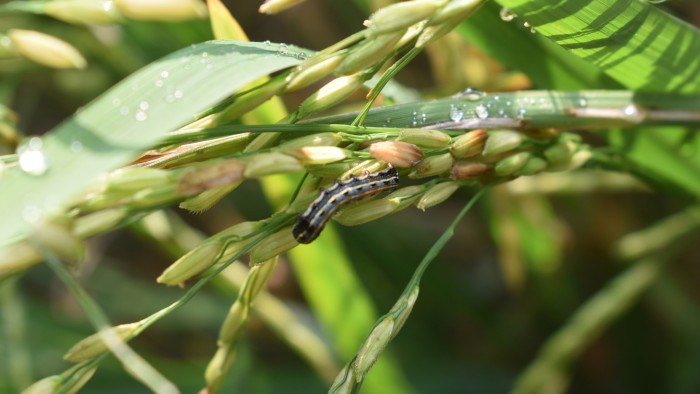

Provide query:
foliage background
left=1, top=0, right=700, bottom=393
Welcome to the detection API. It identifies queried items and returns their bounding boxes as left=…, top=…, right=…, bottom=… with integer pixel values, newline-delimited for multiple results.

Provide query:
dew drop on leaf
left=499, top=7, right=516, bottom=22
left=459, top=88, right=486, bottom=101
left=22, top=204, right=42, bottom=223
left=71, top=141, right=83, bottom=152
left=449, top=106, right=464, bottom=122
left=18, top=137, right=48, bottom=176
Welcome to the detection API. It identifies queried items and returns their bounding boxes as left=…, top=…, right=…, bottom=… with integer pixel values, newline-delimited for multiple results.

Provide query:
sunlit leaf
left=494, top=0, right=700, bottom=93
left=0, top=40, right=310, bottom=247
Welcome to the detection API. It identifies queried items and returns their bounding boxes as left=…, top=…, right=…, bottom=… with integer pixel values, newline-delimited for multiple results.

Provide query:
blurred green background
left=1, top=0, right=700, bottom=393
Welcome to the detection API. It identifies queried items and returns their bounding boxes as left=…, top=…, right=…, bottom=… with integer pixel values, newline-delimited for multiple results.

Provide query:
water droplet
left=277, top=44, right=288, bottom=56
left=622, top=104, right=643, bottom=123
left=516, top=108, right=527, bottom=120
left=475, top=104, right=489, bottom=119
left=499, top=7, right=517, bottom=22
left=459, top=88, right=486, bottom=101
left=135, top=111, right=147, bottom=121
left=264, top=40, right=271, bottom=46
left=112, top=98, right=121, bottom=107
left=530, top=27, right=537, bottom=34
left=506, top=100, right=512, bottom=106
left=523, top=21, right=531, bottom=28
left=174, top=90, right=183, bottom=99
left=498, top=109, right=505, bottom=116
left=119, top=106, right=129, bottom=115
left=578, top=98, right=587, bottom=107
left=160, top=71, right=169, bottom=78
left=71, top=140, right=83, bottom=152
left=623, top=104, right=637, bottom=116
left=154, top=79, right=164, bottom=87
left=411, top=111, right=419, bottom=126
left=139, top=101, right=149, bottom=111
left=18, top=137, right=48, bottom=176
left=449, top=105, right=464, bottom=121
left=22, top=205, right=42, bottom=223
left=421, top=113, right=427, bottom=123
left=28, top=137, right=43, bottom=150
left=494, top=95, right=500, bottom=101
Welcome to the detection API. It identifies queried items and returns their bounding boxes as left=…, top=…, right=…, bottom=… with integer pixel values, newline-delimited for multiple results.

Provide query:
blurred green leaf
left=607, top=126, right=700, bottom=198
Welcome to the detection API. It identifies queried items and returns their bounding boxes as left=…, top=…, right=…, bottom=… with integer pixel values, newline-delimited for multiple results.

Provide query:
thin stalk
left=511, top=258, right=664, bottom=394
left=354, top=47, right=423, bottom=126
left=402, top=187, right=487, bottom=295
left=330, top=187, right=488, bottom=393
left=48, top=214, right=295, bottom=392
left=162, top=124, right=405, bottom=146
left=34, top=241, right=179, bottom=394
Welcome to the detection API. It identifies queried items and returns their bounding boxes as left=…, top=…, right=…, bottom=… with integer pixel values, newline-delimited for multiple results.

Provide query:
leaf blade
left=0, top=40, right=309, bottom=247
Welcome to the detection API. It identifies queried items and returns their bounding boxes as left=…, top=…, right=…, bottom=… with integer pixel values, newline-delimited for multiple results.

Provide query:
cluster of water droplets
left=264, top=41, right=310, bottom=60
left=409, top=111, right=428, bottom=126
left=444, top=90, right=587, bottom=124
left=499, top=7, right=537, bottom=34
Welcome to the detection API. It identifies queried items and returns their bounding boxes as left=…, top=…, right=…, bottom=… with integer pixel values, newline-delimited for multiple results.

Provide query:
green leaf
left=494, top=0, right=700, bottom=93
left=0, top=40, right=310, bottom=247
left=456, top=1, right=618, bottom=90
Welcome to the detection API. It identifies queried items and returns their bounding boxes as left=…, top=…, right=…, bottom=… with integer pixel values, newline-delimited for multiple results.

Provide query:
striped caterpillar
left=293, top=166, right=400, bottom=244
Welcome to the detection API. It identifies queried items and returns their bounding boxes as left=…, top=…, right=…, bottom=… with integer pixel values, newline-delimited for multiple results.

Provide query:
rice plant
left=1, top=0, right=699, bottom=393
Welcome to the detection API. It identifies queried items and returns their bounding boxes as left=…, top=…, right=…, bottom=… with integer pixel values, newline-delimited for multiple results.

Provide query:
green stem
left=404, top=186, right=487, bottom=294
left=511, top=258, right=663, bottom=394
left=354, top=47, right=423, bottom=127
left=162, top=124, right=405, bottom=145
left=34, top=241, right=178, bottom=394
left=132, top=216, right=293, bottom=336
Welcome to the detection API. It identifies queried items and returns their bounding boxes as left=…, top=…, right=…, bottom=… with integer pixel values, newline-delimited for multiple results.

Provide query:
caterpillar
left=293, top=166, right=400, bottom=244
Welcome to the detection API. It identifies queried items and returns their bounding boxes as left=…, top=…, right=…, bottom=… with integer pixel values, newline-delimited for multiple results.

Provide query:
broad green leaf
left=494, top=0, right=700, bottom=93
left=0, top=40, right=310, bottom=247
left=457, top=2, right=618, bottom=90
